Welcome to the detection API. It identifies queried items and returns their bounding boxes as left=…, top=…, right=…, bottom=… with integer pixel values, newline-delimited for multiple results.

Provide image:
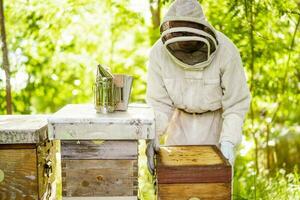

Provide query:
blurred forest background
left=0, top=0, right=299, bottom=199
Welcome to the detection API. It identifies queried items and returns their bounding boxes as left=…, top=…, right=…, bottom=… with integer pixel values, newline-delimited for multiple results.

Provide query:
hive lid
left=0, top=115, right=48, bottom=144
left=48, top=104, right=155, bottom=140
left=157, top=145, right=232, bottom=184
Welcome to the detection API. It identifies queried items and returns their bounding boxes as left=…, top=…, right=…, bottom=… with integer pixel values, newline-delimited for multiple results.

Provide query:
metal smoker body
left=94, top=64, right=133, bottom=113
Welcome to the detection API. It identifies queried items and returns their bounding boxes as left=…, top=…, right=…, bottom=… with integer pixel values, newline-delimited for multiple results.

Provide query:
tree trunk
left=150, top=0, right=161, bottom=29
left=0, top=0, right=12, bottom=114
left=149, top=0, right=161, bottom=45
left=245, top=0, right=259, bottom=176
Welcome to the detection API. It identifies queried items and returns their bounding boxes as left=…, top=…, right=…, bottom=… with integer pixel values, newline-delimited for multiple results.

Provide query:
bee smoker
left=94, top=64, right=133, bottom=113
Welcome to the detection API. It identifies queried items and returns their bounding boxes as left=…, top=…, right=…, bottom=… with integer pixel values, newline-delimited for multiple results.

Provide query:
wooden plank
left=158, top=145, right=225, bottom=166
left=159, top=183, right=231, bottom=200
left=157, top=165, right=231, bottom=184
left=63, top=197, right=137, bottom=200
left=0, top=115, right=48, bottom=144
left=48, top=122, right=154, bottom=140
left=37, top=140, right=59, bottom=200
left=48, top=104, right=154, bottom=124
left=0, top=144, right=36, bottom=149
left=157, top=145, right=231, bottom=184
left=48, top=104, right=155, bottom=140
left=212, top=145, right=232, bottom=166
left=61, top=140, right=138, bottom=160
left=0, top=147, right=38, bottom=199
left=62, top=159, right=138, bottom=197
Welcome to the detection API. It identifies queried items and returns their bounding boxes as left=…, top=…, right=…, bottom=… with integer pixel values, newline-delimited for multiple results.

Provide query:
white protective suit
left=146, top=0, right=251, bottom=148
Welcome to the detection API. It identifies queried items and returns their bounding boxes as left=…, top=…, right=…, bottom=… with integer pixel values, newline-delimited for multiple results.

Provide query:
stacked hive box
left=157, top=145, right=232, bottom=200
left=48, top=104, right=155, bottom=200
left=0, top=115, right=58, bottom=200
left=60, top=140, right=138, bottom=198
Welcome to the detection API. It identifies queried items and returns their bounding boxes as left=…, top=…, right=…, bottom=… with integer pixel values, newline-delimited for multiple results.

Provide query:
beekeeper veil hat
left=160, top=0, right=219, bottom=71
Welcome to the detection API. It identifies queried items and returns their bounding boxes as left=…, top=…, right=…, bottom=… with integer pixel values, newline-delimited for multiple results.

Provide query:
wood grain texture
left=48, top=104, right=154, bottom=124
left=157, top=165, right=231, bottom=184
left=158, top=145, right=224, bottom=166
left=37, top=140, right=59, bottom=200
left=159, top=183, right=231, bottom=200
left=48, top=122, right=154, bottom=140
left=48, top=104, right=155, bottom=140
left=62, top=159, right=138, bottom=197
left=61, top=140, right=138, bottom=160
left=63, top=197, right=137, bottom=200
left=0, top=146, right=38, bottom=200
left=0, top=115, right=48, bottom=144
left=0, top=144, right=36, bottom=149
left=157, top=145, right=231, bottom=184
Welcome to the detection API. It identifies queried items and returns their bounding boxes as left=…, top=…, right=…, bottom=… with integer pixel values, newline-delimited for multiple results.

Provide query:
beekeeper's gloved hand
left=220, top=141, right=235, bottom=166
left=146, top=138, right=159, bottom=175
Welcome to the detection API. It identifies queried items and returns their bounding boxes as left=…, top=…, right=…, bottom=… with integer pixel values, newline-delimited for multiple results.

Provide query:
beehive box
left=48, top=104, right=155, bottom=199
left=0, top=115, right=58, bottom=200
left=157, top=145, right=232, bottom=200
left=60, top=140, right=138, bottom=198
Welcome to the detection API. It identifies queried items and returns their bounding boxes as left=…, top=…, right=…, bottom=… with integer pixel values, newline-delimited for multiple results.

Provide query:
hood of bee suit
left=160, top=0, right=219, bottom=71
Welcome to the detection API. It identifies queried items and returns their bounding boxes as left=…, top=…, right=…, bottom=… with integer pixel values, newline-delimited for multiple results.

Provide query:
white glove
left=146, top=138, right=160, bottom=175
left=220, top=141, right=235, bottom=166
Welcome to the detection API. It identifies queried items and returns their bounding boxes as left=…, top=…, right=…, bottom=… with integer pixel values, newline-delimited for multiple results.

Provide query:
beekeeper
left=146, top=0, right=251, bottom=173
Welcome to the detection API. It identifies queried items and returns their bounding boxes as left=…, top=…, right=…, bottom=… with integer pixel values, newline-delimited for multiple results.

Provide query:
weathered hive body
left=48, top=104, right=155, bottom=200
left=60, top=140, right=138, bottom=197
left=157, top=145, right=232, bottom=200
left=0, top=115, right=58, bottom=200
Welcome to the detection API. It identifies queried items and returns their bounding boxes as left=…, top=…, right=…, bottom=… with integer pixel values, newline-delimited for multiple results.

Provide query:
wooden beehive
left=61, top=140, right=138, bottom=197
left=0, top=115, right=58, bottom=200
left=157, top=145, right=232, bottom=200
left=48, top=104, right=155, bottom=199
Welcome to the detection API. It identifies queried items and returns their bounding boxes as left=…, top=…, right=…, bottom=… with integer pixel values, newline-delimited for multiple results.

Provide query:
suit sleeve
left=219, top=53, right=251, bottom=146
left=146, top=50, right=175, bottom=137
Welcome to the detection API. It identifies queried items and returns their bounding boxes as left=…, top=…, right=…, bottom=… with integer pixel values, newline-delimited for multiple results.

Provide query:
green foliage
left=1, top=0, right=149, bottom=114
left=0, top=0, right=299, bottom=199
left=234, top=159, right=300, bottom=199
